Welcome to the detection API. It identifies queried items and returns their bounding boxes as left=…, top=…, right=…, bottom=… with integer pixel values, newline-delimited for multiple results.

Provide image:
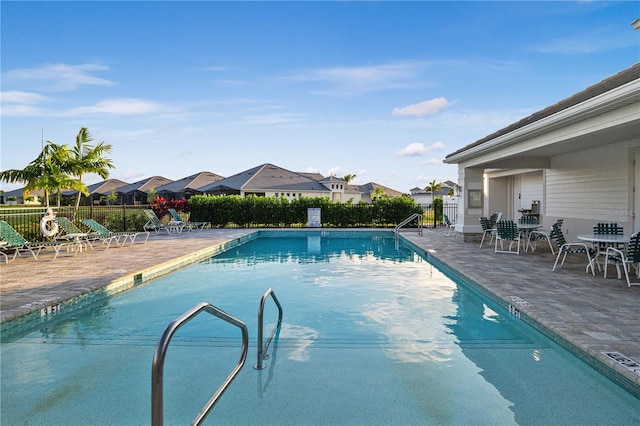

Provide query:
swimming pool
left=1, top=231, right=639, bottom=424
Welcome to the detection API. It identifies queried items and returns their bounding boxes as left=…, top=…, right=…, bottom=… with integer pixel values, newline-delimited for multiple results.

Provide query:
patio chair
left=593, top=223, right=624, bottom=250
left=54, top=216, right=104, bottom=251
left=443, top=214, right=455, bottom=236
left=551, top=222, right=597, bottom=275
left=143, top=209, right=183, bottom=234
left=168, top=208, right=209, bottom=232
left=0, top=220, right=78, bottom=261
left=518, top=215, right=538, bottom=225
left=604, top=232, right=640, bottom=287
left=81, top=218, right=150, bottom=248
left=526, top=219, right=563, bottom=255
left=479, top=212, right=501, bottom=248
left=494, top=220, right=522, bottom=254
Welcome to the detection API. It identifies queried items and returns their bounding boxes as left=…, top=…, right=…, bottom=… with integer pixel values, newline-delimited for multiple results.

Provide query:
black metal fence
left=0, top=201, right=460, bottom=241
left=0, top=205, right=150, bottom=241
left=418, top=202, right=459, bottom=228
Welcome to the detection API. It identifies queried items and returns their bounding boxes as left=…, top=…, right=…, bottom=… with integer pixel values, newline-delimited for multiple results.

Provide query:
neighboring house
left=60, top=178, right=129, bottom=205
left=352, top=182, right=404, bottom=203
left=0, top=188, right=44, bottom=205
left=444, top=63, right=640, bottom=240
left=196, top=163, right=403, bottom=203
left=0, top=164, right=408, bottom=206
left=198, top=163, right=343, bottom=201
left=116, top=176, right=174, bottom=205
left=155, top=171, right=224, bottom=201
left=409, top=180, right=458, bottom=206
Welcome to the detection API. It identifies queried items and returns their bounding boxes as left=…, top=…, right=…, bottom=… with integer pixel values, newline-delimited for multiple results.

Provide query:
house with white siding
left=444, top=63, right=640, bottom=241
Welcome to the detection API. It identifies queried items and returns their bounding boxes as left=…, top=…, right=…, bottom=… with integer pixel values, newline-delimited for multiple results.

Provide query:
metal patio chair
left=604, top=232, right=640, bottom=286
left=494, top=220, right=522, bottom=255
left=551, top=222, right=597, bottom=275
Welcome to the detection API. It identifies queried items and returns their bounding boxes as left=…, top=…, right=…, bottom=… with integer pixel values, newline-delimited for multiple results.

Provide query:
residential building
left=444, top=63, right=640, bottom=240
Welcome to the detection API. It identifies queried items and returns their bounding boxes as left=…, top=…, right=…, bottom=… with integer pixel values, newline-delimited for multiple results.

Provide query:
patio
left=0, top=227, right=638, bottom=397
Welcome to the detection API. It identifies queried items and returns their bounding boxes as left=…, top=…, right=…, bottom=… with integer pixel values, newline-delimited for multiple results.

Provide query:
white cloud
left=3, top=63, right=113, bottom=92
left=1, top=90, right=48, bottom=104
left=326, top=166, right=343, bottom=177
left=392, top=97, right=452, bottom=117
left=242, top=112, right=305, bottom=125
left=284, top=62, right=423, bottom=95
left=397, top=141, right=446, bottom=157
left=422, top=158, right=443, bottom=165
left=63, top=98, right=164, bottom=116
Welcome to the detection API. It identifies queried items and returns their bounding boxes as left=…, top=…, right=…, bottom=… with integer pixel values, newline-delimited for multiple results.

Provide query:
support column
left=454, top=166, right=485, bottom=235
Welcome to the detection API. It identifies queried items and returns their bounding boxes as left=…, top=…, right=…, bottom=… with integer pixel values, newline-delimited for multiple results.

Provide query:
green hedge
left=189, top=195, right=423, bottom=228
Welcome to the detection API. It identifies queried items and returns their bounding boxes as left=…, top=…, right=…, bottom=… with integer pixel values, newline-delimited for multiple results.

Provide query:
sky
left=1, top=1, right=639, bottom=194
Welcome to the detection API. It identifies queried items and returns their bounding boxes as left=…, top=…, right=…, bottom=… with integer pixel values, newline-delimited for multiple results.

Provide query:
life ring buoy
left=40, top=215, right=59, bottom=238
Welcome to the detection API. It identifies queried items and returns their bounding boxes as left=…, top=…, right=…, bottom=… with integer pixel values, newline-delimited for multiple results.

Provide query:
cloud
left=1, top=90, right=48, bottom=104
left=241, top=112, right=305, bottom=125
left=326, top=166, right=343, bottom=177
left=397, top=141, right=446, bottom=157
left=63, top=98, right=164, bottom=116
left=283, top=62, right=423, bottom=95
left=3, top=63, right=113, bottom=92
left=533, top=27, right=636, bottom=54
left=392, top=97, right=452, bottom=117
left=422, top=158, right=444, bottom=165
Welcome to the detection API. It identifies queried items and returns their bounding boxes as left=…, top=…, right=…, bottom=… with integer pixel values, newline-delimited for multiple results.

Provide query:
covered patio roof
left=444, top=63, right=640, bottom=169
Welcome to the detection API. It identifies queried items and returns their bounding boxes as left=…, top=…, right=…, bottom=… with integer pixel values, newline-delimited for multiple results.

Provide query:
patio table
left=518, top=224, right=543, bottom=251
left=577, top=234, right=630, bottom=275
left=62, top=233, right=90, bottom=252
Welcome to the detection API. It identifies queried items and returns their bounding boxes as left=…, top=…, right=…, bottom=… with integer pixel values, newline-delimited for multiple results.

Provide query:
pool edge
left=399, top=235, right=640, bottom=400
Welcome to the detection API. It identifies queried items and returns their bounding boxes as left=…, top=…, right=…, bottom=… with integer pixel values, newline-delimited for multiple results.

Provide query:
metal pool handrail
left=395, top=213, right=423, bottom=236
left=151, top=302, right=249, bottom=426
left=255, top=288, right=283, bottom=370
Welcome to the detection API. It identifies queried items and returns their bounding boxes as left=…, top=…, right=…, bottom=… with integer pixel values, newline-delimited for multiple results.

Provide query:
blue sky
left=1, top=1, right=638, bottom=193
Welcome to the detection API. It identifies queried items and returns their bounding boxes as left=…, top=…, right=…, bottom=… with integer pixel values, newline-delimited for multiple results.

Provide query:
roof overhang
left=444, top=79, right=640, bottom=169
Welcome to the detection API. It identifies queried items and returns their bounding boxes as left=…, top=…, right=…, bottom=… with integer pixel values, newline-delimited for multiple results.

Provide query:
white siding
left=546, top=144, right=629, bottom=223
left=520, top=171, right=543, bottom=210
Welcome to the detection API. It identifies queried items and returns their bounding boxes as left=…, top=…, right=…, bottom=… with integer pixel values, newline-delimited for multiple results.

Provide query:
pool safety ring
left=40, top=211, right=59, bottom=237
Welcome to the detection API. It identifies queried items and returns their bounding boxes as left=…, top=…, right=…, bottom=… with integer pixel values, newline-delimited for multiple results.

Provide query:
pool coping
left=401, top=237, right=640, bottom=400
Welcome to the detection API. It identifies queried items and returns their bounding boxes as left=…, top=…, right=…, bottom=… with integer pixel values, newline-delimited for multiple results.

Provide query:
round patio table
left=577, top=234, right=630, bottom=275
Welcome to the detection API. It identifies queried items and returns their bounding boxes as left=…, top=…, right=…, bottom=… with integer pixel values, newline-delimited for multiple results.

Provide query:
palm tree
left=425, top=179, right=441, bottom=206
left=0, top=142, right=82, bottom=208
left=68, top=128, right=114, bottom=218
left=342, top=174, right=356, bottom=184
left=424, top=179, right=442, bottom=228
left=371, top=187, right=386, bottom=201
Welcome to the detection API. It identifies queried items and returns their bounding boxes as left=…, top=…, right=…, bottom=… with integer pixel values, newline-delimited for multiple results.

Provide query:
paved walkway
left=1, top=227, right=639, bottom=397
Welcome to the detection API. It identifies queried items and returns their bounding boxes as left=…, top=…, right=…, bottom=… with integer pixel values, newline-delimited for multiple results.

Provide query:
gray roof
left=198, top=163, right=329, bottom=193
left=350, top=182, right=404, bottom=198
left=116, top=176, right=173, bottom=194
left=155, top=171, right=224, bottom=194
left=446, top=62, right=640, bottom=159
left=61, top=178, right=129, bottom=197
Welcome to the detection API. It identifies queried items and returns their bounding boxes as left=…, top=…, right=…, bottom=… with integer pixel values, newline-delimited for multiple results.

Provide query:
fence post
left=123, top=204, right=127, bottom=231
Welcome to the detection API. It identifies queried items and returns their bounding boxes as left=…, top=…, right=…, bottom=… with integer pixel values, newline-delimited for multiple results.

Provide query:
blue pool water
left=1, top=232, right=639, bottom=425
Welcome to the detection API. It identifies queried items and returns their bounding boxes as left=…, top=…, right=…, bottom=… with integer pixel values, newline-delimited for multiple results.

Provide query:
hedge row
left=188, top=195, right=424, bottom=228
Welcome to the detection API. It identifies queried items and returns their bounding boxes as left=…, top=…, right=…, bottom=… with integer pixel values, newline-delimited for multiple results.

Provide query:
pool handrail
left=254, top=288, right=283, bottom=370
left=395, top=213, right=423, bottom=236
left=151, top=302, right=249, bottom=426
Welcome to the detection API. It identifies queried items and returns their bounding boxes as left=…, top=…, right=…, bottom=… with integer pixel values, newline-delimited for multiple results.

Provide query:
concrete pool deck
left=1, top=227, right=639, bottom=397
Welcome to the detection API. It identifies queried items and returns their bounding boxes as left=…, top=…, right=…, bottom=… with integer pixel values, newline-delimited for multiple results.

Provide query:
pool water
left=1, top=232, right=639, bottom=425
